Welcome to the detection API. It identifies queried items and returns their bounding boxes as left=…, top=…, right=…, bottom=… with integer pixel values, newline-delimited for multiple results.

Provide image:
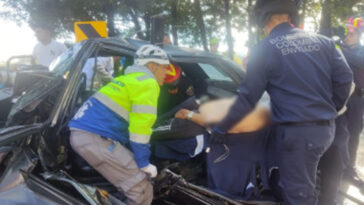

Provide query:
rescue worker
left=318, top=111, right=351, bottom=205
left=161, top=96, right=272, bottom=199
left=68, top=44, right=170, bottom=205
left=157, top=63, right=194, bottom=117
left=317, top=18, right=363, bottom=205
left=209, top=0, right=353, bottom=204
left=341, top=17, right=364, bottom=180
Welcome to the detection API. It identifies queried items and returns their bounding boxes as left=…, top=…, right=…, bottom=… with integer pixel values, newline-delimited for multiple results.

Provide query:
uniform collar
left=269, top=22, right=294, bottom=36
left=125, top=65, right=156, bottom=81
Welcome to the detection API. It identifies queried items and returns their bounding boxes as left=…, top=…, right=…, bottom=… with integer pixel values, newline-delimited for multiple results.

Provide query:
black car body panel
left=0, top=37, right=288, bottom=205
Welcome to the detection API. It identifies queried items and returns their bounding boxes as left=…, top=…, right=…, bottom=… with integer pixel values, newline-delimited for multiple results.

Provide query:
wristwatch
left=187, top=111, right=195, bottom=120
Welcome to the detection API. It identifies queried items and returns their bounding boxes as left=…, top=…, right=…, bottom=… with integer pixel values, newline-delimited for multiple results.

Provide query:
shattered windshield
left=49, top=42, right=84, bottom=77
left=6, top=43, right=84, bottom=122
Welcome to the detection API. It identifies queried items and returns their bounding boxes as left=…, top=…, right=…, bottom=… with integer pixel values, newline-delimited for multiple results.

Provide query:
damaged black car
left=0, top=37, right=360, bottom=205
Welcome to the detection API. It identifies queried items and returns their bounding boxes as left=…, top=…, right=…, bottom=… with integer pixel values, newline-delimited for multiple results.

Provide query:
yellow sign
left=74, top=21, right=108, bottom=42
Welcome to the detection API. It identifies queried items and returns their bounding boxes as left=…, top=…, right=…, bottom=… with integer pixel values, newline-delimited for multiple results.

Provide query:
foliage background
left=0, top=0, right=363, bottom=57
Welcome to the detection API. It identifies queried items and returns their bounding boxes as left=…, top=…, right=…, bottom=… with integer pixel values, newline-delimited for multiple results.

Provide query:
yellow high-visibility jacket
left=69, top=65, right=159, bottom=168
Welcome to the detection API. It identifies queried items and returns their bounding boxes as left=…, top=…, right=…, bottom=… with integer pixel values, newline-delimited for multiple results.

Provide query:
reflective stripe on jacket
left=96, top=65, right=160, bottom=145
left=69, top=65, right=159, bottom=168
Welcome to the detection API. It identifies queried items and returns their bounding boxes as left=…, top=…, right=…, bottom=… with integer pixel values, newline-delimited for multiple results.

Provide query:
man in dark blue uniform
left=209, top=0, right=353, bottom=204
left=318, top=18, right=363, bottom=205
left=318, top=112, right=351, bottom=205
left=341, top=18, right=364, bottom=180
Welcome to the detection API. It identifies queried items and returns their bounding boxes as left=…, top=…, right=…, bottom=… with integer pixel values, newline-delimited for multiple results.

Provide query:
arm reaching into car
left=174, top=98, right=271, bottom=134
left=175, top=109, right=205, bottom=127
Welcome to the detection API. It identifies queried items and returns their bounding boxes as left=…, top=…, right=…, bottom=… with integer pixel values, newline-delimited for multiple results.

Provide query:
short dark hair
left=30, top=22, right=53, bottom=32
left=30, top=22, right=55, bottom=37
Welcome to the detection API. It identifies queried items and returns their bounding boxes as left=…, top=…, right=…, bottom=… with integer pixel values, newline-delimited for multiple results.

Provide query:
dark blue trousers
left=346, top=95, right=364, bottom=166
left=206, top=128, right=272, bottom=200
left=275, top=123, right=335, bottom=205
left=152, top=134, right=208, bottom=161
left=318, top=115, right=350, bottom=205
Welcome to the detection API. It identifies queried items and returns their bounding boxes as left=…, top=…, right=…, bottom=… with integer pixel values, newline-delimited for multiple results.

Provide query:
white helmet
left=135, top=44, right=170, bottom=66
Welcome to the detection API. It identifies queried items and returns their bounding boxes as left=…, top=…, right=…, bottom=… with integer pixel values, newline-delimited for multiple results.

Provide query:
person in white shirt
left=32, top=25, right=67, bottom=68
left=82, top=57, right=114, bottom=90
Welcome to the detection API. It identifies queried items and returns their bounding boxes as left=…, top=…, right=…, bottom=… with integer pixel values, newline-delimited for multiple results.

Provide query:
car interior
left=0, top=46, right=247, bottom=204
left=62, top=50, right=241, bottom=201
left=2, top=41, right=362, bottom=204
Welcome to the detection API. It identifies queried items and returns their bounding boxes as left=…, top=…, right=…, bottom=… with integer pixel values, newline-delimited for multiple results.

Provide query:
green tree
left=224, top=0, right=234, bottom=58
left=0, top=0, right=149, bottom=38
left=194, top=0, right=208, bottom=51
left=319, top=0, right=362, bottom=36
left=1, top=0, right=360, bottom=53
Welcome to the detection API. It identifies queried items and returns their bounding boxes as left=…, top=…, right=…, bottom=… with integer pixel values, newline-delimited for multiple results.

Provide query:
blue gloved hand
left=209, top=127, right=227, bottom=144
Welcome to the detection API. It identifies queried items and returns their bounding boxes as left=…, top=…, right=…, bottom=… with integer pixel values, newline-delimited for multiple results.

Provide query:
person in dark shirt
left=209, top=0, right=353, bottom=204
left=341, top=18, right=364, bottom=178
left=157, top=63, right=194, bottom=116
left=318, top=17, right=363, bottom=205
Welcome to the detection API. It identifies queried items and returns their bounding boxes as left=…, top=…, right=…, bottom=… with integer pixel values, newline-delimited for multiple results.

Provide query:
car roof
left=92, top=37, right=221, bottom=59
